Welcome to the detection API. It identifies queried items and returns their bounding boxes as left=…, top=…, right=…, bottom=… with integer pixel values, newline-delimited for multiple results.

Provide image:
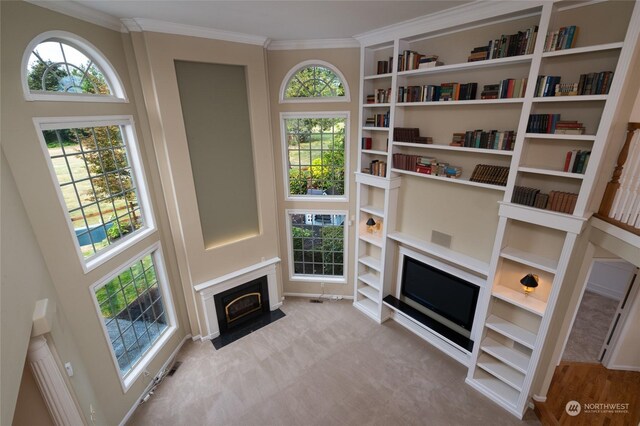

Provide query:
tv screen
left=401, top=256, right=479, bottom=331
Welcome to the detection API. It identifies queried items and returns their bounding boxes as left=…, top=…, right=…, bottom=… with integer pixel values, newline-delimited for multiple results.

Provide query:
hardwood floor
left=534, top=362, right=640, bottom=425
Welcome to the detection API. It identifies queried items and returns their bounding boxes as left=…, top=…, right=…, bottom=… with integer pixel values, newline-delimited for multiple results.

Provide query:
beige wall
left=266, top=48, right=360, bottom=297
left=1, top=2, right=190, bottom=424
left=12, top=363, right=55, bottom=426
left=609, top=288, right=640, bottom=369
left=130, top=31, right=281, bottom=336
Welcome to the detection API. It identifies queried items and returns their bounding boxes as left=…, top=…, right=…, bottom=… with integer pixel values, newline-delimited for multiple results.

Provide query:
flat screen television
left=401, top=256, right=479, bottom=332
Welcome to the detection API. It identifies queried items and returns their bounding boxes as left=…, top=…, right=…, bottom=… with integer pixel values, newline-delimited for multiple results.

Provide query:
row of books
left=363, top=160, right=387, bottom=177
left=526, top=114, right=586, bottom=135
left=393, top=154, right=462, bottom=178
left=377, top=58, right=394, bottom=75
left=397, top=82, right=477, bottom=103
left=469, top=164, right=509, bottom=186
left=361, top=137, right=373, bottom=150
left=534, top=75, right=562, bottom=97
left=468, top=25, right=538, bottom=62
left=534, top=71, right=613, bottom=97
left=543, top=26, right=578, bottom=52
left=481, top=78, right=528, bottom=99
left=398, top=51, right=440, bottom=72
left=512, top=186, right=578, bottom=214
left=393, top=127, right=432, bottom=144
left=564, top=150, right=591, bottom=174
left=366, top=88, right=392, bottom=104
left=451, top=130, right=516, bottom=151
left=365, top=112, right=390, bottom=128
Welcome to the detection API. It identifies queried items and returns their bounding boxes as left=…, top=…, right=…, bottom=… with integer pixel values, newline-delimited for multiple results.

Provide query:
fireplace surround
left=194, top=257, right=281, bottom=340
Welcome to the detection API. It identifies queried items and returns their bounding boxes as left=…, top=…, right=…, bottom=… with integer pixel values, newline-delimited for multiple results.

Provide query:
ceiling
left=67, top=1, right=471, bottom=41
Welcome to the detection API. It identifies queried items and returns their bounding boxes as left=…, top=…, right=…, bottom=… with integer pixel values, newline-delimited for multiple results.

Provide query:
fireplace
left=213, top=276, right=270, bottom=334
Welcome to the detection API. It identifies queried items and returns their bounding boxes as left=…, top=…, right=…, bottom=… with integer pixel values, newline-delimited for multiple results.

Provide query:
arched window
left=280, top=60, right=349, bottom=102
left=22, top=31, right=126, bottom=101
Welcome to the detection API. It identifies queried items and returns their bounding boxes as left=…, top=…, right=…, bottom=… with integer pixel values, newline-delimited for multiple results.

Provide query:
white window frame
left=33, top=115, right=156, bottom=274
left=279, top=60, right=350, bottom=103
left=280, top=111, right=350, bottom=202
left=89, top=242, right=177, bottom=392
left=22, top=31, right=128, bottom=102
left=285, top=209, right=349, bottom=284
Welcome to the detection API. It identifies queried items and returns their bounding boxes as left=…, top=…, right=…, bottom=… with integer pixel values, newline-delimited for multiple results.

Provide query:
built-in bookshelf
left=354, top=0, right=639, bottom=420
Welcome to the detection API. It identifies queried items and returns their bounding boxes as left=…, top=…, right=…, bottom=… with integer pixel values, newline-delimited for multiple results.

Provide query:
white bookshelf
left=353, top=0, right=640, bottom=419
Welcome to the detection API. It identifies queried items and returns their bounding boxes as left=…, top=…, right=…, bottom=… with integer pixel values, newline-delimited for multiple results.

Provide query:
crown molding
left=267, top=38, right=360, bottom=51
left=354, top=0, right=544, bottom=46
left=120, top=17, right=268, bottom=46
left=25, top=0, right=125, bottom=32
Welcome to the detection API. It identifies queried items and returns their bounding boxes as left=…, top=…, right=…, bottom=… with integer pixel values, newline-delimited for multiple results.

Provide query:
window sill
left=289, top=275, right=347, bottom=284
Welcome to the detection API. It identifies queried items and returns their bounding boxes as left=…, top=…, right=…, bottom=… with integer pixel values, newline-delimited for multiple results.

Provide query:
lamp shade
left=520, top=273, right=539, bottom=289
left=366, top=218, right=376, bottom=227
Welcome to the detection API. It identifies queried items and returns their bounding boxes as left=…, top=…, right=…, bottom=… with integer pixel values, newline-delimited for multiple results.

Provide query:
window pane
left=42, top=124, right=145, bottom=260
left=284, top=117, right=345, bottom=197
left=284, top=66, right=345, bottom=99
left=289, top=213, right=345, bottom=279
left=94, top=253, right=169, bottom=377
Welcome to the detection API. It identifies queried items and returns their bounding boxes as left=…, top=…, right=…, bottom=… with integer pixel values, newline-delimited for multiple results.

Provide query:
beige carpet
left=128, top=298, right=540, bottom=426
left=562, top=291, right=620, bottom=363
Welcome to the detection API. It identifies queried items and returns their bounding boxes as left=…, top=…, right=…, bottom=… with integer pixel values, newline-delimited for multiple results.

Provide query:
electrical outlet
left=89, top=404, right=96, bottom=424
left=64, top=362, right=74, bottom=377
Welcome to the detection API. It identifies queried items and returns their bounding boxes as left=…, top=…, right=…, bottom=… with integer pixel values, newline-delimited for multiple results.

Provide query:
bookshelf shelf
left=523, top=133, right=596, bottom=141
left=392, top=168, right=508, bottom=192
left=357, top=284, right=379, bottom=301
left=362, top=127, right=390, bottom=131
left=364, top=73, right=393, bottom=80
left=388, top=231, right=490, bottom=276
left=362, top=149, right=388, bottom=156
left=359, top=255, right=382, bottom=271
left=393, top=142, right=514, bottom=156
left=363, top=103, right=391, bottom=108
left=471, top=370, right=520, bottom=408
left=517, top=166, right=585, bottom=179
left=477, top=353, right=526, bottom=391
left=492, top=285, right=547, bottom=317
left=396, top=98, right=524, bottom=107
left=359, top=233, right=383, bottom=248
left=397, top=54, right=534, bottom=77
left=541, top=42, right=624, bottom=58
left=358, top=272, right=381, bottom=290
left=360, top=204, right=384, bottom=217
left=532, top=95, right=607, bottom=103
left=485, top=315, right=537, bottom=349
left=480, top=337, right=530, bottom=374
left=354, top=299, right=379, bottom=319
left=498, top=202, right=588, bottom=234
left=500, top=246, right=558, bottom=274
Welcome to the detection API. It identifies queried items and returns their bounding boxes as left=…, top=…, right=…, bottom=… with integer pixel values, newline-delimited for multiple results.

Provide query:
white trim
left=89, top=242, right=179, bottom=393
left=118, top=333, right=191, bottom=426
left=194, top=257, right=281, bottom=292
left=24, top=1, right=125, bottom=32
left=605, top=364, right=640, bottom=372
left=120, top=17, right=268, bottom=46
left=590, top=217, right=640, bottom=248
left=268, top=38, right=359, bottom=51
left=279, top=60, right=351, bottom=103
left=279, top=111, right=350, bottom=201
left=285, top=208, right=349, bottom=283
left=283, top=292, right=353, bottom=300
left=32, top=115, right=157, bottom=274
left=22, top=31, right=128, bottom=102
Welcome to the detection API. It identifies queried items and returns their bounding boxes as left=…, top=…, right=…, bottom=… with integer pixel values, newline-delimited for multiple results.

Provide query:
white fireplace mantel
left=195, top=257, right=281, bottom=339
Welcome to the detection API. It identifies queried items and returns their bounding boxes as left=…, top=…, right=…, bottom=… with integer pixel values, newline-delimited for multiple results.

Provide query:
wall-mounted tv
left=401, top=256, right=479, bottom=332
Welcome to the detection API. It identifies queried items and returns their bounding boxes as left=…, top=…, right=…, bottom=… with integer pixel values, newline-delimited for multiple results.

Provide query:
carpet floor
left=127, top=298, right=540, bottom=426
left=562, top=291, right=619, bottom=363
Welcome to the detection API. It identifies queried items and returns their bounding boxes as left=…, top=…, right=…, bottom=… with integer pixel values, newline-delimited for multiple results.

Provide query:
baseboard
left=532, top=394, right=547, bottom=402
left=585, top=283, right=624, bottom=300
left=119, top=333, right=191, bottom=426
left=606, top=364, right=640, bottom=372
left=283, top=292, right=353, bottom=300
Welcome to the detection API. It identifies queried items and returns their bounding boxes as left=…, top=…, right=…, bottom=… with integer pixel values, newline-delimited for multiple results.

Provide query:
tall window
left=283, top=115, right=347, bottom=198
left=91, top=245, right=175, bottom=389
left=37, top=118, right=152, bottom=265
left=288, top=211, right=346, bottom=280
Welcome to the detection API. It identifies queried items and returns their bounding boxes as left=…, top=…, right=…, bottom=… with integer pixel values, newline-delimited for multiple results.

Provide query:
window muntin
left=92, top=248, right=172, bottom=382
left=38, top=119, right=152, bottom=265
left=288, top=212, right=346, bottom=280
left=27, top=39, right=112, bottom=95
left=284, top=65, right=345, bottom=99
left=284, top=116, right=346, bottom=198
